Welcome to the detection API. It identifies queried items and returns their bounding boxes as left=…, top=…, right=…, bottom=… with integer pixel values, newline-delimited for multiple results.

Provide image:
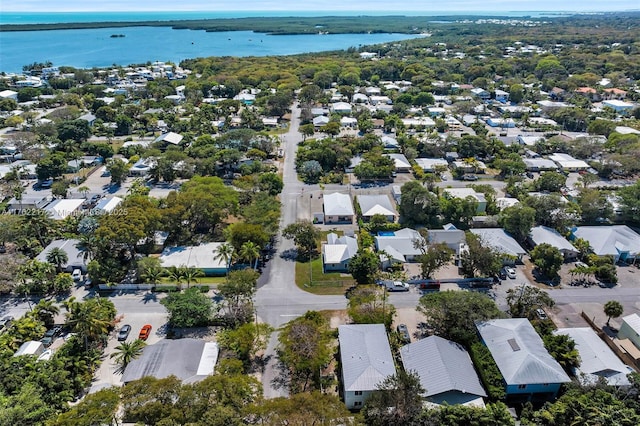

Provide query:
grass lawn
left=295, top=256, right=354, bottom=295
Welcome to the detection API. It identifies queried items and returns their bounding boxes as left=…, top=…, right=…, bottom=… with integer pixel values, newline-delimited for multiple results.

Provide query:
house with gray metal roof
left=554, top=327, right=631, bottom=387
left=571, top=225, right=640, bottom=263
left=529, top=226, right=578, bottom=260
left=357, top=194, right=397, bottom=222
left=122, top=338, right=218, bottom=384
left=470, top=228, right=527, bottom=262
left=400, top=336, right=486, bottom=407
left=323, top=193, right=355, bottom=224
left=375, top=228, right=424, bottom=266
left=476, top=318, right=570, bottom=402
left=36, top=239, right=87, bottom=272
left=338, top=324, right=396, bottom=409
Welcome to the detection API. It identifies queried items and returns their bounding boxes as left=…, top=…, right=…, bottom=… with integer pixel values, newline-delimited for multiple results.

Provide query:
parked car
left=44, top=325, right=63, bottom=338
left=0, top=316, right=14, bottom=330
left=118, top=324, right=132, bottom=341
left=72, top=269, right=83, bottom=281
left=386, top=281, right=410, bottom=292
left=498, top=268, right=507, bottom=280
left=138, top=324, right=152, bottom=340
left=535, top=308, right=548, bottom=320
left=462, top=174, right=478, bottom=181
left=83, top=278, right=93, bottom=290
left=397, top=324, right=410, bottom=343
left=505, top=266, right=517, bottom=279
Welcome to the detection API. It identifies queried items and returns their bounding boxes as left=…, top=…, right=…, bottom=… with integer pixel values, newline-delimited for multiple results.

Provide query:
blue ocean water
left=0, top=26, right=419, bottom=73
left=0, top=10, right=557, bottom=73
left=0, top=10, right=557, bottom=25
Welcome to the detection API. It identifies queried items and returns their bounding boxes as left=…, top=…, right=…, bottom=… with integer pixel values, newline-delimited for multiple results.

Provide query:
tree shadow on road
left=142, top=292, right=157, bottom=304
left=280, top=248, right=298, bottom=261
left=270, top=358, right=291, bottom=392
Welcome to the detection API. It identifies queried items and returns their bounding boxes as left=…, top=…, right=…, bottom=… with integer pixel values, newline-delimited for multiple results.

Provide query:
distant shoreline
left=0, top=14, right=561, bottom=34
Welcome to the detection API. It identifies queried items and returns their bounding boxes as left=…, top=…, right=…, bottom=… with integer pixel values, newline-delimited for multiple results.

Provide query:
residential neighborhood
left=1, top=10, right=640, bottom=425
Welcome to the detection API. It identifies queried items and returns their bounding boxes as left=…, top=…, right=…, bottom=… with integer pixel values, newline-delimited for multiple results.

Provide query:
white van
left=72, top=269, right=82, bottom=281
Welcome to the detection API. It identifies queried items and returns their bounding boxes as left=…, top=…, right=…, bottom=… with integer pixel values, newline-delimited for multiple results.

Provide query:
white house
left=154, top=132, right=184, bottom=146
left=476, top=319, right=570, bottom=402
left=523, top=158, right=558, bottom=171
left=619, top=314, right=640, bottom=352
left=92, top=196, right=124, bottom=214
left=400, top=336, right=487, bottom=407
left=471, top=87, right=490, bottom=100
left=0, top=90, right=18, bottom=101
left=340, top=116, right=358, bottom=128
left=549, top=153, right=589, bottom=171
left=44, top=199, right=84, bottom=220
left=312, top=115, right=330, bottom=127
left=323, top=193, right=355, bottom=224
left=339, top=324, right=395, bottom=410
left=381, top=135, right=399, bottom=150
left=331, top=102, right=352, bottom=114
left=415, top=158, right=448, bottom=172
left=385, top=153, right=411, bottom=172
left=160, top=242, right=229, bottom=276
left=554, top=327, right=631, bottom=387
left=357, top=194, right=397, bottom=222
left=322, top=233, right=358, bottom=272
left=602, top=100, right=634, bottom=114
left=401, top=117, right=435, bottom=127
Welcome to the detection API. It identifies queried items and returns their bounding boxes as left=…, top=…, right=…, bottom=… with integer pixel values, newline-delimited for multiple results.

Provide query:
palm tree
left=110, top=339, right=146, bottom=373
left=77, top=186, right=90, bottom=199
left=182, top=267, right=204, bottom=288
left=167, top=266, right=185, bottom=286
left=214, top=243, right=234, bottom=277
left=75, top=234, right=99, bottom=262
left=32, top=299, right=60, bottom=328
left=239, top=241, right=261, bottom=270
left=46, top=247, right=68, bottom=272
left=141, top=266, right=165, bottom=285
left=66, top=300, right=110, bottom=350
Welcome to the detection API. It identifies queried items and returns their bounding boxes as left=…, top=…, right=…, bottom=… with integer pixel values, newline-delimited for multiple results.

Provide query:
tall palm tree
left=66, top=301, right=110, bottom=350
left=110, top=339, right=146, bottom=373
left=182, top=267, right=204, bottom=288
left=239, top=241, right=261, bottom=270
left=214, top=243, right=234, bottom=277
left=32, top=299, right=60, bottom=328
left=77, top=186, right=90, bottom=199
left=46, top=247, right=68, bottom=272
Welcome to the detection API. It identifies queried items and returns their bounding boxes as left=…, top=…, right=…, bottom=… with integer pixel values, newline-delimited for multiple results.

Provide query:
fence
left=308, top=280, right=353, bottom=288
left=580, top=311, right=640, bottom=372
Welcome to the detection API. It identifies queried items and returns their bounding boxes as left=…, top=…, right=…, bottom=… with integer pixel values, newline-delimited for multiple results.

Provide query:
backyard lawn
left=295, top=256, right=354, bottom=295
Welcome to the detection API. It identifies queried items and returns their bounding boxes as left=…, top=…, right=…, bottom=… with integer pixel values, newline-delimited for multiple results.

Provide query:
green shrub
left=469, top=342, right=506, bottom=401
left=153, top=285, right=178, bottom=293
left=197, top=285, right=210, bottom=293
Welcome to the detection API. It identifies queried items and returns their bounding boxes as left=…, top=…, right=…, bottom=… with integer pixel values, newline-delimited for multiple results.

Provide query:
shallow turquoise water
left=0, top=26, right=419, bottom=73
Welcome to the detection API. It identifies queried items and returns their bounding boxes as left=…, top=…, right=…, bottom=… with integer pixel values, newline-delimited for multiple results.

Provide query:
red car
left=138, top=324, right=152, bottom=340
